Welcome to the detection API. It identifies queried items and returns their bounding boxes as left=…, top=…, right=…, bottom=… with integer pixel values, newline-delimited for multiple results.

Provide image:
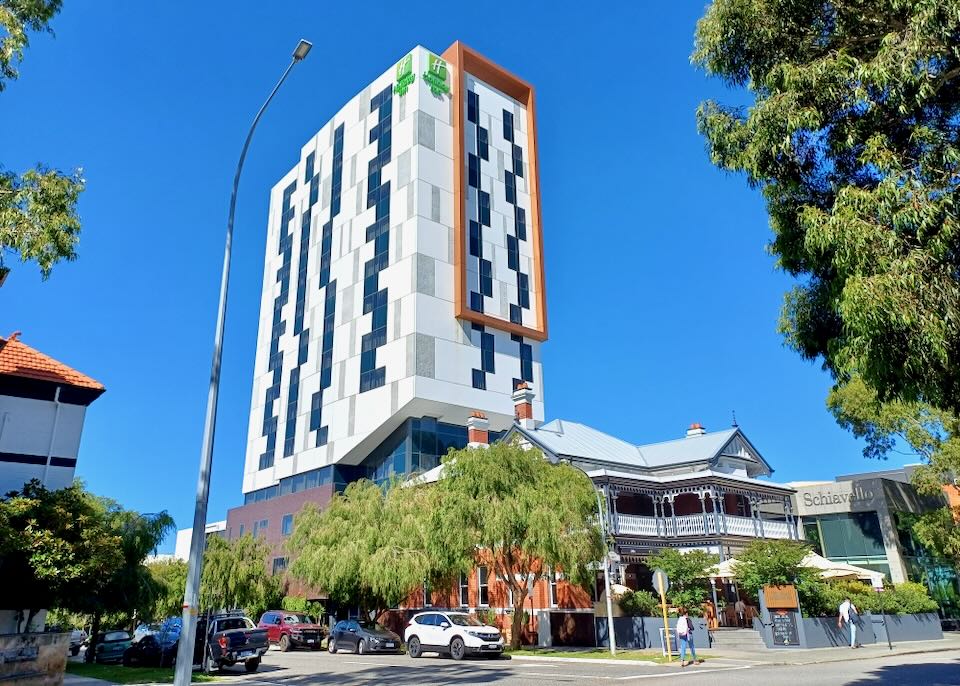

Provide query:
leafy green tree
left=0, top=480, right=122, bottom=632
left=288, top=479, right=444, bottom=620
left=280, top=595, right=324, bottom=619
left=434, top=442, right=605, bottom=648
left=0, top=0, right=84, bottom=280
left=199, top=534, right=279, bottom=618
left=146, top=558, right=188, bottom=622
left=646, top=549, right=718, bottom=614
left=693, top=1, right=960, bottom=414
left=828, top=376, right=960, bottom=569
left=77, top=502, right=174, bottom=660
left=734, top=540, right=825, bottom=616
left=618, top=589, right=658, bottom=617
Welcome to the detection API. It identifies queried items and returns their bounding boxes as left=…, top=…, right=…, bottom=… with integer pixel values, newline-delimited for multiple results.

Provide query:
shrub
left=806, top=579, right=938, bottom=616
left=619, top=589, right=658, bottom=617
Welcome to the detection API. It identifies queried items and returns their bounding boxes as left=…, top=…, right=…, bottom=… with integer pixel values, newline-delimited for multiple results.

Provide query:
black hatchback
left=328, top=620, right=401, bottom=654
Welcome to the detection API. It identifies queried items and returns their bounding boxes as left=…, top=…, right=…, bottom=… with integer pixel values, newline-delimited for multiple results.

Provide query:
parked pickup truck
left=195, top=614, right=268, bottom=674
left=258, top=610, right=327, bottom=651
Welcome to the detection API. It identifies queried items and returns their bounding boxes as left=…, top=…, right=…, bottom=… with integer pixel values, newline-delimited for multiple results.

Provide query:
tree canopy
left=693, top=0, right=960, bottom=413
left=646, top=548, right=718, bottom=613
left=288, top=478, right=445, bottom=619
left=199, top=534, right=279, bottom=618
left=734, top=539, right=824, bottom=612
left=434, top=442, right=605, bottom=647
left=1, top=0, right=83, bottom=280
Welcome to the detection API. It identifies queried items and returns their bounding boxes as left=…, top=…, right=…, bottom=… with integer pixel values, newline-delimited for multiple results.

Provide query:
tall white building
left=228, top=43, right=547, bottom=537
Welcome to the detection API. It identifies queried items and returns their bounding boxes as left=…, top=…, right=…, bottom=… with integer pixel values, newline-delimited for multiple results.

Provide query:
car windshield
left=217, top=618, right=254, bottom=631
left=103, top=631, right=130, bottom=641
left=284, top=614, right=314, bottom=624
left=448, top=614, right=483, bottom=627
left=357, top=621, right=387, bottom=631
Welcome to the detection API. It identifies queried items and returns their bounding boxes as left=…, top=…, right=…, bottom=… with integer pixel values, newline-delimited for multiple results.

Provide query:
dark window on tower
left=513, top=144, right=524, bottom=178
left=518, top=272, right=530, bottom=309
left=468, top=153, right=480, bottom=188
left=469, top=221, right=481, bottom=257
left=470, top=291, right=484, bottom=312
left=480, top=259, right=493, bottom=297
left=479, top=191, right=491, bottom=226
left=481, top=332, right=495, bottom=373
left=509, top=304, right=522, bottom=324
left=467, top=91, right=478, bottom=124
left=472, top=369, right=486, bottom=390
left=478, top=127, right=489, bottom=160
left=520, top=342, right=533, bottom=382
left=504, top=171, right=516, bottom=204
left=515, top=206, right=527, bottom=241
left=502, top=110, right=514, bottom=142
left=507, top=235, right=519, bottom=271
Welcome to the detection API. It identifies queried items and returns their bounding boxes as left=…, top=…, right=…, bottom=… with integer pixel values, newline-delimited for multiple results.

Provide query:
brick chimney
left=512, top=382, right=538, bottom=430
left=686, top=422, right=706, bottom=438
left=467, top=411, right=490, bottom=448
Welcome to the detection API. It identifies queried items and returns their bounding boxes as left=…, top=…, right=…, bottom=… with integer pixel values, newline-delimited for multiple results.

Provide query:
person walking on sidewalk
left=838, top=597, right=861, bottom=648
left=677, top=609, right=702, bottom=667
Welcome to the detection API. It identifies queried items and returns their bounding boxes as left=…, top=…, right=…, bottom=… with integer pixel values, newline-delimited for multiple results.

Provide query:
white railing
left=723, top=514, right=757, bottom=537
left=759, top=519, right=792, bottom=539
left=616, top=514, right=659, bottom=536
left=614, top=512, right=794, bottom=540
left=675, top=514, right=706, bottom=536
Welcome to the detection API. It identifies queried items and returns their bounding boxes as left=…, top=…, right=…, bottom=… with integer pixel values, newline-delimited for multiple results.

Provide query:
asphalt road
left=204, top=647, right=960, bottom=685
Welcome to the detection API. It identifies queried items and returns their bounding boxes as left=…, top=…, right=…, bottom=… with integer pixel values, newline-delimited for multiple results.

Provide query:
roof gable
left=0, top=333, right=104, bottom=392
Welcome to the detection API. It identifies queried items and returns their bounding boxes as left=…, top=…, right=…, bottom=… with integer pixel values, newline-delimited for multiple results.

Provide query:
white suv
left=404, top=611, right=504, bottom=660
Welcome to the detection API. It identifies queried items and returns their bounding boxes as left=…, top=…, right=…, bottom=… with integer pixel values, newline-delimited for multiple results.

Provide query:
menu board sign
left=771, top=610, right=800, bottom=646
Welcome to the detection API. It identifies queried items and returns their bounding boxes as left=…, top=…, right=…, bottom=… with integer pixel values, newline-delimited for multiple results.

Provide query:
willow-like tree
left=434, top=442, right=605, bottom=648
left=693, top=1, right=960, bottom=413
left=199, top=534, right=279, bottom=618
left=288, top=479, right=449, bottom=619
left=1, top=0, right=84, bottom=280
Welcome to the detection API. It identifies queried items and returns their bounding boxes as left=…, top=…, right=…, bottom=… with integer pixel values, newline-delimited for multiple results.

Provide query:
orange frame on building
left=441, top=41, right=548, bottom=342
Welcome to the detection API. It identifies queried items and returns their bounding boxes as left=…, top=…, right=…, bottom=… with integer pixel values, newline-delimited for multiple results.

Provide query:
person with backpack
left=676, top=608, right=702, bottom=667
left=837, top=597, right=861, bottom=648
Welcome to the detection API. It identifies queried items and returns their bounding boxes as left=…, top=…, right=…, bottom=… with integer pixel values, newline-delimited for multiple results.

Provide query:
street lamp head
left=293, top=39, right=312, bottom=61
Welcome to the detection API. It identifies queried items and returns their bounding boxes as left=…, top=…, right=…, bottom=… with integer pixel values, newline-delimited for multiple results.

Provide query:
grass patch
left=66, top=663, right=219, bottom=684
left=506, top=648, right=707, bottom=664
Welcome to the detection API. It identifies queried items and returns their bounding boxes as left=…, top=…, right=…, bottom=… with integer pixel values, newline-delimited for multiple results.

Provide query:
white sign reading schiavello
left=793, top=479, right=884, bottom=516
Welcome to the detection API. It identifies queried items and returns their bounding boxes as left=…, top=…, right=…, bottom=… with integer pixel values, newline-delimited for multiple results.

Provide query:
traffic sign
left=652, top=568, right=669, bottom=595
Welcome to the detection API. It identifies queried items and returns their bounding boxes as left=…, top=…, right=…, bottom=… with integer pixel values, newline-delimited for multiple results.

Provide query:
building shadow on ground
left=846, top=658, right=960, bottom=686
left=215, top=657, right=517, bottom=684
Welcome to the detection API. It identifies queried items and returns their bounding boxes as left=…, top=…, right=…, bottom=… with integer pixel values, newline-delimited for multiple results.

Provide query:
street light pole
left=568, top=461, right=617, bottom=656
left=173, top=39, right=311, bottom=686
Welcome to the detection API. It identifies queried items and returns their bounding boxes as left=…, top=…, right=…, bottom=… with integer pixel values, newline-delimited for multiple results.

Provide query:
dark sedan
left=328, top=620, right=401, bottom=654
left=122, top=634, right=177, bottom=667
left=92, top=631, right=132, bottom=664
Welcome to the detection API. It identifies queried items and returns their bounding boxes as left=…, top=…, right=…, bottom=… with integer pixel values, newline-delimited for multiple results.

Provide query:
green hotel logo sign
left=394, top=53, right=415, bottom=96
left=423, top=53, right=450, bottom=97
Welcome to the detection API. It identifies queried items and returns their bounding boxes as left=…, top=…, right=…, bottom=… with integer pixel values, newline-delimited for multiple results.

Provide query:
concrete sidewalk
left=701, top=631, right=960, bottom=665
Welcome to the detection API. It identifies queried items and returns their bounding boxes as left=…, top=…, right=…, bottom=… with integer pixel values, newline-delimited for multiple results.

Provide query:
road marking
left=615, top=665, right=752, bottom=680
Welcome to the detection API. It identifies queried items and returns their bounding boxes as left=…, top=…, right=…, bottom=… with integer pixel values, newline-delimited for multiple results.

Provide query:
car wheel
left=357, top=639, right=365, bottom=655
left=449, top=637, right=466, bottom=661
left=122, top=654, right=133, bottom=667
left=202, top=654, right=219, bottom=675
left=244, top=658, right=260, bottom=673
left=279, top=634, right=291, bottom=652
left=328, top=638, right=337, bottom=654
left=407, top=636, right=422, bottom=659
left=70, top=646, right=80, bottom=656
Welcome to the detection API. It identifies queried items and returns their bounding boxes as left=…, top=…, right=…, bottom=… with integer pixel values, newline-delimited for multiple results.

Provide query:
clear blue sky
left=1, top=2, right=910, bottom=552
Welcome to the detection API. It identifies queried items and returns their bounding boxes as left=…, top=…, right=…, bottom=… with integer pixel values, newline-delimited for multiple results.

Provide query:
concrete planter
left=0, top=632, right=70, bottom=686
left=595, top=616, right=709, bottom=651
left=758, top=612, right=943, bottom=649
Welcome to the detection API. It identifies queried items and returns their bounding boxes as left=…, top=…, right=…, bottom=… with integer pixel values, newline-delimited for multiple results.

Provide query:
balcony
left=615, top=512, right=793, bottom=540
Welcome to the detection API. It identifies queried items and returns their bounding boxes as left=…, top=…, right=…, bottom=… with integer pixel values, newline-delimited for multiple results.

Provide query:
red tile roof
left=0, top=331, right=105, bottom=391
